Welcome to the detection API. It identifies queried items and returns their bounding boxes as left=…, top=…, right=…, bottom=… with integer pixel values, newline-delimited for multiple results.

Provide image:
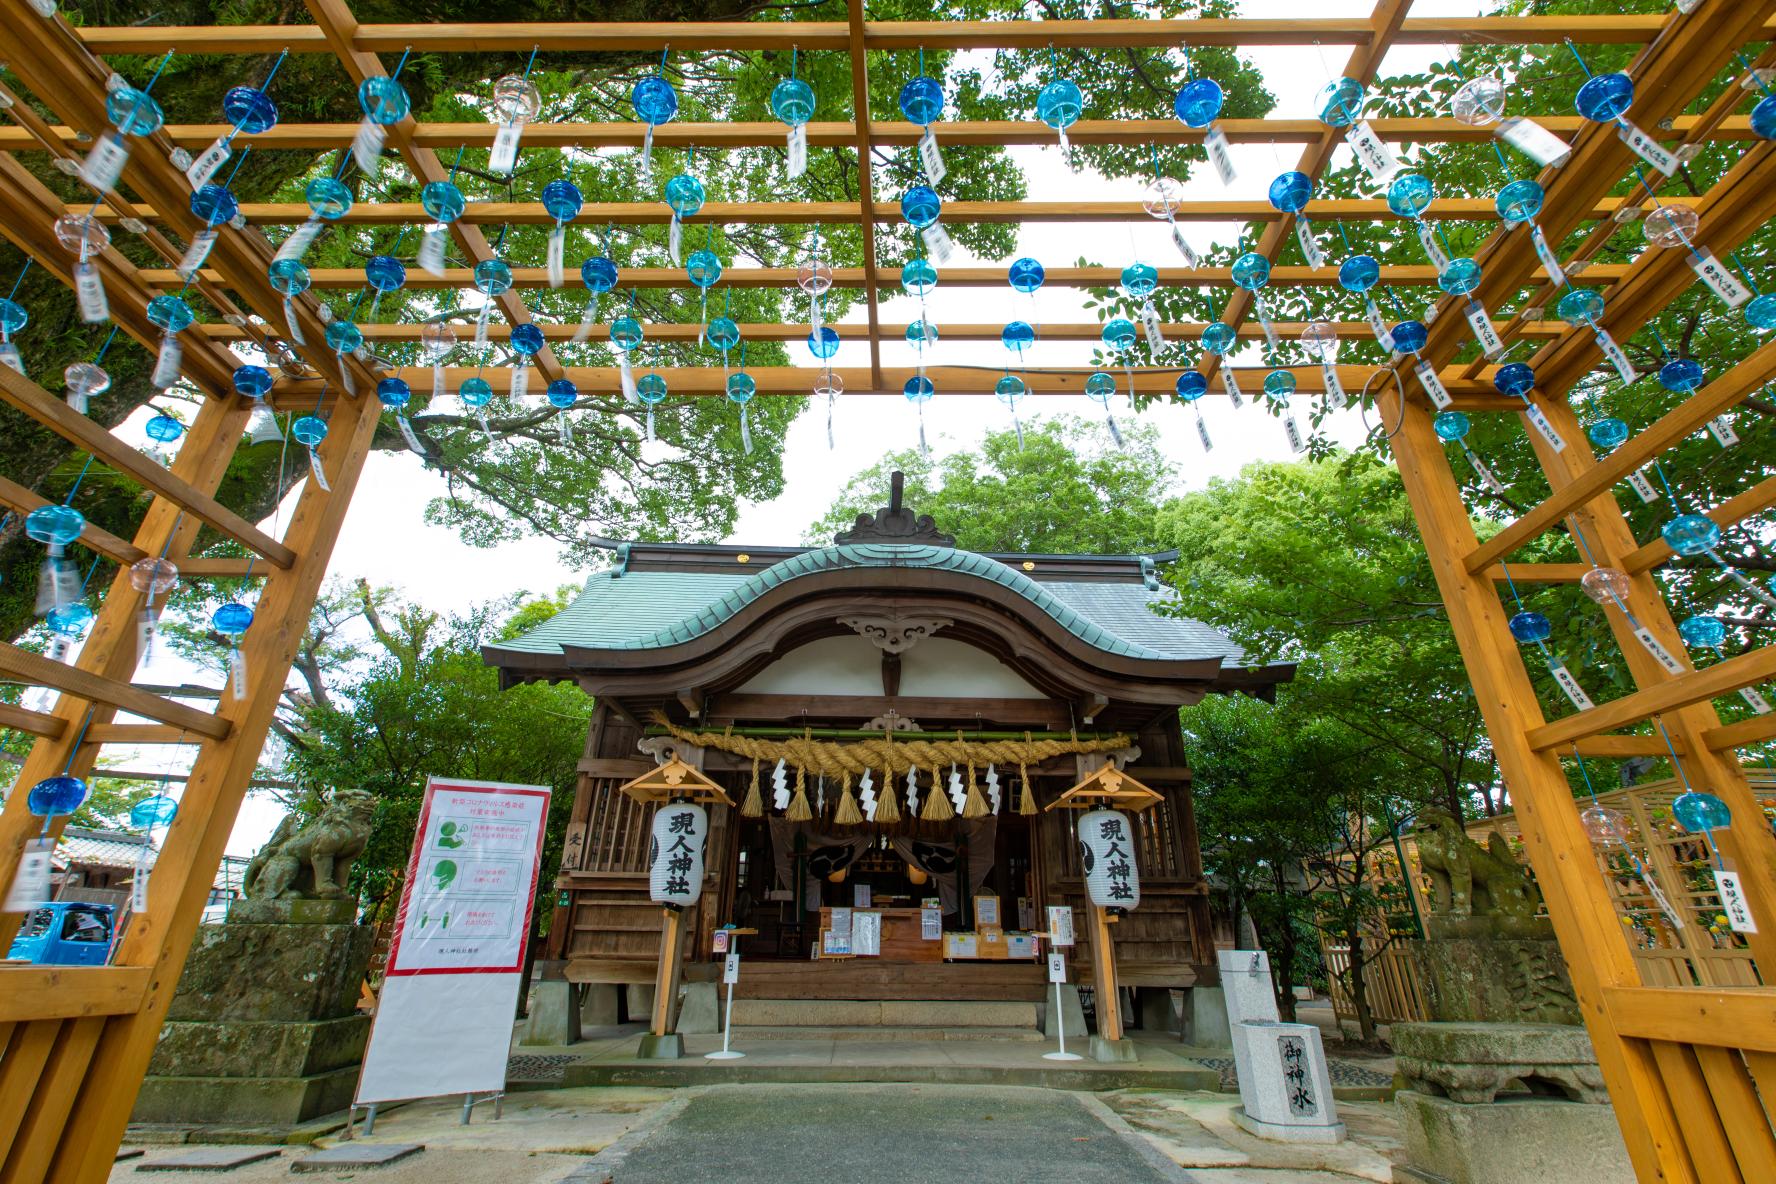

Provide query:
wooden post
left=651, top=907, right=684, bottom=1038
left=1090, top=905, right=1123, bottom=1042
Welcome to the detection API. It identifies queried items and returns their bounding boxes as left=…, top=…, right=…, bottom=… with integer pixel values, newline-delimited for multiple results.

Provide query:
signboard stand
left=353, top=777, right=552, bottom=1111
left=1042, top=907, right=1082, bottom=1062
left=706, top=927, right=757, bottom=1061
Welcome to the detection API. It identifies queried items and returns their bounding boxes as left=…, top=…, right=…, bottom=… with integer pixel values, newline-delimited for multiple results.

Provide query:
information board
left=355, top=777, right=550, bottom=1106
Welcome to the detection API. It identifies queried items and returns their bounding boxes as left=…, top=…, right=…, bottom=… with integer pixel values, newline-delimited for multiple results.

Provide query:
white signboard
left=355, top=777, right=551, bottom=1105
left=1047, top=952, right=1068, bottom=984
left=1047, top=905, right=1075, bottom=947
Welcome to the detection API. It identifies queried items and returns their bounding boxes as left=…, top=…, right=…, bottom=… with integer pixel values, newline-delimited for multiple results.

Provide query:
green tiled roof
left=491, top=542, right=1245, bottom=666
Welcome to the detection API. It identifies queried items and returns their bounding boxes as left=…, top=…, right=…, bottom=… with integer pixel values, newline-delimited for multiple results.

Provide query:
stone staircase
left=729, top=997, right=1045, bottom=1041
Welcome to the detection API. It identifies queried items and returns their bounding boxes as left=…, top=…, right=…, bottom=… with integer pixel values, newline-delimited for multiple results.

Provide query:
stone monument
left=1219, top=949, right=1345, bottom=1143
left=134, top=791, right=378, bottom=1129
left=1394, top=808, right=1632, bottom=1184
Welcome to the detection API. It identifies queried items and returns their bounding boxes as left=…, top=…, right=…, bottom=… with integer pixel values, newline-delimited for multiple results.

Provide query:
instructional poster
left=356, top=777, right=551, bottom=1105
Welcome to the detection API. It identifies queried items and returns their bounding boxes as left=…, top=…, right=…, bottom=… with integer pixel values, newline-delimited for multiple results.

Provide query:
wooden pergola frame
left=0, top=0, right=1774, bottom=1179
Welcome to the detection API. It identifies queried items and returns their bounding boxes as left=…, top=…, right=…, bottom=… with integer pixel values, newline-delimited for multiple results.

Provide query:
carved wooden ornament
left=617, top=755, right=734, bottom=806
left=1045, top=759, right=1163, bottom=813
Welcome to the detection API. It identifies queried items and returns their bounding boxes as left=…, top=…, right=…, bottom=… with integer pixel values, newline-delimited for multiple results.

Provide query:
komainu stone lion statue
left=1411, top=806, right=1541, bottom=921
left=243, top=791, right=376, bottom=900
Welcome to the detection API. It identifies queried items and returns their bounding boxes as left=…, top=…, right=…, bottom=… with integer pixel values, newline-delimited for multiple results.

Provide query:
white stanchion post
left=1043, top=947, right=1082, bottom=1062
left=707, top=932, right=747, bottom=1061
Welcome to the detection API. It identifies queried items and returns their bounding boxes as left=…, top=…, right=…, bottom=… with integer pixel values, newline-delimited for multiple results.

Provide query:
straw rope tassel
left=1017, top=758, right=1036, bottom=815
left=961, top=754, right=989, bottom=818
left=921, top=764, right=955, bottom=821
left=741, top=757, right=763, bottom=818
left=833, top=772, right=864, bottom=825
left=786, top=762, right=813, bottom=822
left=874, top=765, right=901, bottom=823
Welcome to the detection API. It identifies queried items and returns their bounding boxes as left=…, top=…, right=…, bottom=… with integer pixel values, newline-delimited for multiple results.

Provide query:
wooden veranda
left=0, top=2, right=1774, bottom=1181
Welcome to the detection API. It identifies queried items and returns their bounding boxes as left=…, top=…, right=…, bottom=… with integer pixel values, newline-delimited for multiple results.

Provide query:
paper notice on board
left=852, top=910, right=882, bottom=956
left=1716, top=870, right=1758, bottom=933
left=921, top=905, right=942, bottom=940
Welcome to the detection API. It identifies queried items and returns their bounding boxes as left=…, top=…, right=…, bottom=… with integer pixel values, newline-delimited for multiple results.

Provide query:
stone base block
left=521, top=979, right=582, bottom=1046
left=1042, top=985, right=1088, bottom=1039
left=1233, top=1106, right=1347, bottom=1145
left=132, top=1065, right=359, bottom=1127
left=581, top=983, right=621, bottom=1027
left=228, top=897, right=357, bottom=925
left=1137, top=987, right=1180, bottom=1035
left=677, top=982, right=720, bottom=1034
left=1090, top=1036, right=1138, bottom=1063
left=1396, top=1089, right=1633, bottom=1184
left=148, top=1016, right=370, bottom=1080
left=625, top=983, right=656, bottom=1022
left=636, top=1032, right=683, bottom=1060
left=1186, top=986, right=1231, bottom=1047
left=166, top=922, right=373, bottom=1023
left=1393, top=1022, right=1606, bottom=1105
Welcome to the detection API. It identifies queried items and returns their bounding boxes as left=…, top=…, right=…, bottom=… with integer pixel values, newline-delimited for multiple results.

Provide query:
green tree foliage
left=1160, top=453, right=1492, bottom=818
left=279, top=589, right=590, bottom=926
left=807, top=415, right=1175, bottom=553
left=0, top=0, right=1271, bottom=640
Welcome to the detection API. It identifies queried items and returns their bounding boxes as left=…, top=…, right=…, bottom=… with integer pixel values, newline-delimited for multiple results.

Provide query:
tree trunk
left=1348, top=929, right=1376, bottom=1043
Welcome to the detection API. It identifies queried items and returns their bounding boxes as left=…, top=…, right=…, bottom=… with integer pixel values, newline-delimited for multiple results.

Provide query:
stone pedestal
left=1042, top=984, right=1088, bottom=1039
left=134, top=898, right=373, bottom=1128
left=580, top=983, right=621, bottom=1027
left=1396, top=1090, right=1633, bottom=1184
left=1229, top=1020, right=1345, bottom=1143
left=1184, top=986, right=1231, bottom=1048
left=1412, top=920, right=1580, bottom=1026
left=676, top=981, right=720, bottom=1034
left=521, top=961, right=582, bottom=1046
left=1391, top=1020, right=1622, bottom=1183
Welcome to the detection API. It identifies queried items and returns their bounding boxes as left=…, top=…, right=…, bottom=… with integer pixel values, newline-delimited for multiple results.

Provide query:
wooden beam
left=1624, top=473, right=1776, bottom=575
left=303, top=0, right=565, bottom=385
left=0, top=367, right=296, bottom=569
left=1572, top=734, right=1673, bottom=758
left=0, top=969, right=150, bottom=1024
left=147, top=262, right=1621, bottom=292
left=82, top=724, right=197, bottom=745
left=847, top=0, right=883, bottom=387
left=1484, top=563, right=1590, bottom=583
left=1604, top=987, right=1776, bottom=1055
left=195, top=318, right=1565, bottom=344
left=1525, top=646, right=1776, bottom=752
left=1, top=115, right=1753, bottom=154
left=66, top=14, right=1729, bottom=56
left=275, top=361, right=1494, bottom=401
left=1703, top=712, right=1776, bottom=753
left=1464, top=338, right=1776, bottom=574
left=89, top=196, right=1688, bottom=228
left=0, top=476, right=145, bottom=568
left=0, top=703, right=66, bottom=739
left=0, top=643, right=230, bottom=740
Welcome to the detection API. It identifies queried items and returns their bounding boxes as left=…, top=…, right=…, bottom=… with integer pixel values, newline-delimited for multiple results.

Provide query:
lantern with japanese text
left=648, top=803, right=708, bottom=909
left=1078, top=809, right=1140, bottom=914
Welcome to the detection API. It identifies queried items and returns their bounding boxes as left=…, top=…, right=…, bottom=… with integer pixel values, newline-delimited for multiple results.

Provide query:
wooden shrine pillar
left=1089, top=906, right=1123, bottom=1042
left=650, top=907, right=685, bottom=1040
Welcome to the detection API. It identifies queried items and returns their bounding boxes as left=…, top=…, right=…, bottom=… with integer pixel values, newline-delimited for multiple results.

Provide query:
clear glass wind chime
left=1566, top=748, right=1686, bottom=934
left=800, top=233, right=840, bottom=444
left=489, top=49, right=543, bottom=179
left=902, top=257, right=938, bottom=452
left=61, top=325, right=117, bottom=416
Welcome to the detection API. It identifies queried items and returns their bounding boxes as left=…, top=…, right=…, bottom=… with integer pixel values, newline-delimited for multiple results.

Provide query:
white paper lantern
left=1078, top=808, right=1140, bottom=912
left=649, top=803, right=708, bottom=908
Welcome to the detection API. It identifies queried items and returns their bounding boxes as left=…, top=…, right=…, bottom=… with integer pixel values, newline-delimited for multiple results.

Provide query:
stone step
left=734, top=1025, right=1047, bottom=1042
left=730, top=998, right=1040, bottom=1029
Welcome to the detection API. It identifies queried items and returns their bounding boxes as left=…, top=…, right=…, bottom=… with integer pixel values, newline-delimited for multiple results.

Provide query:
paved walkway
left=572, top=1084, right=1191, bottom=1184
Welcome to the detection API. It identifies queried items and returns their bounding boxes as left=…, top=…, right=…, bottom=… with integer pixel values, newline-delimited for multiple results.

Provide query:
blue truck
left=6, top=902, right=115, bottom=965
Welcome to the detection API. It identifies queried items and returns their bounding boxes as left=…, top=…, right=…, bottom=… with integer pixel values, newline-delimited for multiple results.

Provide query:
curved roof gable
left=622, top=541, right=1168, bottom=658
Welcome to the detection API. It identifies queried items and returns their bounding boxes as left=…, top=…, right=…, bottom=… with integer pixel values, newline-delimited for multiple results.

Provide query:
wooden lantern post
left=1046, top=761, right=1163, bottom=1052
left=615, top=756, right=733, bottom=1054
